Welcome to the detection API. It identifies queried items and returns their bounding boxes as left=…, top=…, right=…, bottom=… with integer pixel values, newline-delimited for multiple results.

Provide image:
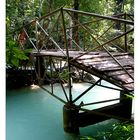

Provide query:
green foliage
left=47, top=71, right=59, bottom=79
left=6, top=0, right=38, bottom=68
left=125, top=94, right=134, bottom=99
left=80, top=122, right=134, bottom=140
left=59, top=69, right=69, bottom=81
left=123, top=0, right=134, bottom=14
left=6, top=0, right=39, bottom=36
left=6, top=40, right=31, bottom=68
left=80, top=136, right=95, bottom=140
left=97, top=122, right=134, bottom=140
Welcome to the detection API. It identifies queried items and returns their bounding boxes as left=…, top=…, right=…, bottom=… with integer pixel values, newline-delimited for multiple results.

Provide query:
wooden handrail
left=63, top=8, right=134, bottom=25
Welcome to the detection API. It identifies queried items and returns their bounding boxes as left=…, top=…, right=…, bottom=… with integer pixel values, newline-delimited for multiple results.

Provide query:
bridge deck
left=32, top=50, right=134, bottom=92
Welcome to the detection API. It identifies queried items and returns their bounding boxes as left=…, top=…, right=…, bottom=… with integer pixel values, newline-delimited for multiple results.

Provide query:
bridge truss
left=17, top=7, right=134, bottom=133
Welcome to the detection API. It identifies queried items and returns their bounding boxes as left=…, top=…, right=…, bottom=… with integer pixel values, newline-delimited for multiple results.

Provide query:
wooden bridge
left=17, top=7, right=134, bottom=134
left=32, top=50, right=133, bottom=92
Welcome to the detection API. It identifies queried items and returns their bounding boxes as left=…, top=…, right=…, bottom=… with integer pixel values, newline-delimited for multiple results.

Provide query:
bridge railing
left=63, top=8, right=133, bottom=52
left=18, top=8, right=133, bottom=54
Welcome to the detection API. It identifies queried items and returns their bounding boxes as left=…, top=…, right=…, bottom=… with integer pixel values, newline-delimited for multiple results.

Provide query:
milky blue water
left=6, top=82, right=121, bottom=140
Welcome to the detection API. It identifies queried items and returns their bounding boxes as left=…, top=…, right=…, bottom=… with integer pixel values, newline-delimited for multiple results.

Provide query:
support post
left=49, top=57, right=54, bottom=94
left=63, top=104, right=79, bottom=134
left=35, top=56, right=45, bottom=85
left=61, top=8, right=72, bottom=104
left=124, top=13, right=127, bottom=52
left=120, top=91, right=133, bottom=119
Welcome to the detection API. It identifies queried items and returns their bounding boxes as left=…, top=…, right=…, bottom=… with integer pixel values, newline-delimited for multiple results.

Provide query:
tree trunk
left=47, top=0, right=53, bottom=13
left=115, top=0, right=124, bottom=30
left=72, top=0, right=79, bottom=49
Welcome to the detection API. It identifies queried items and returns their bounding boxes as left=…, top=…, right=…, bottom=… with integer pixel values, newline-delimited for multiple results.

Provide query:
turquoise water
left=6, top=82, right=120, bottom=140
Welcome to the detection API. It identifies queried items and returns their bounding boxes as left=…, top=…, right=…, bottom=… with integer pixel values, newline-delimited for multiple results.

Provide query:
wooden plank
left=111, top=74, right=133, bottom=83
left=32, top=51, right=65, bottom=57
left=92, top=65, right=132, bottom=71
left=70, top=60, right=133, bottom=91
left=81, top=60, right=133, bottom=72
left=122, top=83, right=134, bottom=91
left=106, top=69, right=134, bottom=76
left=75, top=60, right=133, bottom=77
left=77, top=52, right=131, bottom=60
left=77, top=57, right=133, bottom=68
left=77, top=55, right=133, bottom=64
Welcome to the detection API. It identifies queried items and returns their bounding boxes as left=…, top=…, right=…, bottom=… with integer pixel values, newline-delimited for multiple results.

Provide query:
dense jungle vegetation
left=6, top=0, right=134, bottom=67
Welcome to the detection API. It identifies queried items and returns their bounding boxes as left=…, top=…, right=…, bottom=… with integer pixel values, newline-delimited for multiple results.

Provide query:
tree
left=72, top=0, right=80, bottom=47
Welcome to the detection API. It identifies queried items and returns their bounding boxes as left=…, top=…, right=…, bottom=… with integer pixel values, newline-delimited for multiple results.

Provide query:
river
left=6, top=82, right=124, bottom=140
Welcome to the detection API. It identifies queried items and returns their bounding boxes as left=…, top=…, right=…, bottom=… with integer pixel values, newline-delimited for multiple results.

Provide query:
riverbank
left=6, top=68, right=34, bottom=89
left=6, top=68, right=96, bottom=89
